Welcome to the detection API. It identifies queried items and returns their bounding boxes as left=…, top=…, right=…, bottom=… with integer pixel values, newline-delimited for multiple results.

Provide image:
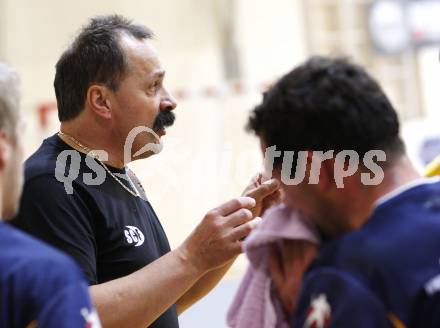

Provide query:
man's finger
left=228, top=217, right=262, bottom=241
left=245, top=179, right=279, bottom=201
left=214, top=197, right=256, bottom=216
left=225, top=208, right=253, bottom=228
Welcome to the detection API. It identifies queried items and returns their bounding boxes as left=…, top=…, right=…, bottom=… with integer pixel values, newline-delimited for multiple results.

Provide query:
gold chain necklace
left=57, top=131, right=140, bottom=198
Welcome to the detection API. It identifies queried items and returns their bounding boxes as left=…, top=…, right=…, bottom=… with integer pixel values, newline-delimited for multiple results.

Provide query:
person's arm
left=175, top=177, right=280, bottom=314
left=16, top=175, right=276, bottom=327
left=175, top=257, right=236, bottom=314
left=91, top=196, right=258, bottom=328
left=90, top=247, right=201, bottom=327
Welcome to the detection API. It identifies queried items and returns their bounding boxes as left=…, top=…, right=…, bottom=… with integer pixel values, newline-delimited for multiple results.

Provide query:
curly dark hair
left=247, top=56, right=405, bottom=167
left=54, top=15, right=153, bottom=122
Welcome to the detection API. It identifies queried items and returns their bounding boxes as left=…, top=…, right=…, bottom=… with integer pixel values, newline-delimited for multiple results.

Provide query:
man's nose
left=160, top=87, right=177, bottom=111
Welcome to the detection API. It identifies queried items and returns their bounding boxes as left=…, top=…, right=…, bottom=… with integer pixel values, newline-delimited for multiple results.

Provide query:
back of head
left=0, top=62, right=23, bottom=220
left=0, top=62, right=20, bottom=140
left=54, top=14, right=154, bottom=122
left=248, top=56, right=405, bottom=167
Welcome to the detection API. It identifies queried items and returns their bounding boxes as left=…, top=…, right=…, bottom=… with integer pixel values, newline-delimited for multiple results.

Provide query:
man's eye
left=147, top=83, right=158, bottom=93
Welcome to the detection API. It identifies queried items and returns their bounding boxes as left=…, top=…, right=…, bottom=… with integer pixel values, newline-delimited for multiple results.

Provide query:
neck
left=60, top=119, right=125, bottom=168
left=349, top=155, right=422, bottom=230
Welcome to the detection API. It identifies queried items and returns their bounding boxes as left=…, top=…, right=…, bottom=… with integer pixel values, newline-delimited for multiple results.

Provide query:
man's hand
left=242, top=173, right=281, bottom=218
left=90, top=196, right=261, bottom=328
left=178, top=197, right=260, bottom=274
left=174, top=178, right=279, bottom=313
left=269, top=240, right=318, bottom=315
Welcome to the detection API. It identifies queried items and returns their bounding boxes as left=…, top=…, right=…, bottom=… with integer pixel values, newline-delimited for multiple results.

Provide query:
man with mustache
left=13, top=15, right=278, bottom=328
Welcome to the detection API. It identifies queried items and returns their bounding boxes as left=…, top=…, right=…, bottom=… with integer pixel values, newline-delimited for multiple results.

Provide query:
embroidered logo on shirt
left=124, top=225, right=145, bottom=247
left=304, top=294, right=331, bottom=328
left=81, top=308, right=101, bottom=328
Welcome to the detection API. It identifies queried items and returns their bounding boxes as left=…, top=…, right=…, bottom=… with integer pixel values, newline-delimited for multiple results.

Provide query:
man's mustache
left=153, top=110, right=175, bottom=132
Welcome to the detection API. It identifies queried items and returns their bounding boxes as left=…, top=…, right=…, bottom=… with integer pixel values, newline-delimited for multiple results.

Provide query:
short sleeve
left=38, top=281, right=100, bottom=327
left=13, top=175, right=98, bottom=284
left=291, top=268, right=393, bottom=328
left=35, top=256, right=101, bottom=328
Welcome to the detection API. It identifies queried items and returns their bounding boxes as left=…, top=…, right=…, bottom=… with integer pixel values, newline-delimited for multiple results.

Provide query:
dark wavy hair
left=247, top=56, right=405, bottom=167
left=54, top=15, right=153, bottom=121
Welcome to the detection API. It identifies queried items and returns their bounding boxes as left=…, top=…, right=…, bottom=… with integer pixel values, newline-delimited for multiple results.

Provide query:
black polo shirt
left=13, top=134, right=179, bottom=328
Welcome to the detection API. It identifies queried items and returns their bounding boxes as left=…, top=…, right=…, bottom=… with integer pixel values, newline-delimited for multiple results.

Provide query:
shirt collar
left=374, top=176, right=440, bottom=209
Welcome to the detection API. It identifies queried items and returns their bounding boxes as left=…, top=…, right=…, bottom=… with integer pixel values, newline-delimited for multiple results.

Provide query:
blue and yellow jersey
left=292, top=180, right=440, bottom=328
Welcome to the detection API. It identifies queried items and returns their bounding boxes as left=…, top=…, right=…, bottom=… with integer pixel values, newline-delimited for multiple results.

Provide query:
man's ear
left=305, top=150, right=333, bottom=192
left=86, top=85, right=112, bottom=119
left=316, top=157, right=335, bottom=193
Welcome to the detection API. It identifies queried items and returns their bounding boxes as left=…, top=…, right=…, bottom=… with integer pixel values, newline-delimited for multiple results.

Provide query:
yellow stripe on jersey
left=425, top=155, right=440, bottom=177
left=388, top=312, right=407, bottom=328
left=25, top=321, right=37, bottom=328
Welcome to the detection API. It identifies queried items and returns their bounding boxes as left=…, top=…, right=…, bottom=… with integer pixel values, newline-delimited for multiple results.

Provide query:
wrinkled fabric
left=227, top=205, right=320, bottom=328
